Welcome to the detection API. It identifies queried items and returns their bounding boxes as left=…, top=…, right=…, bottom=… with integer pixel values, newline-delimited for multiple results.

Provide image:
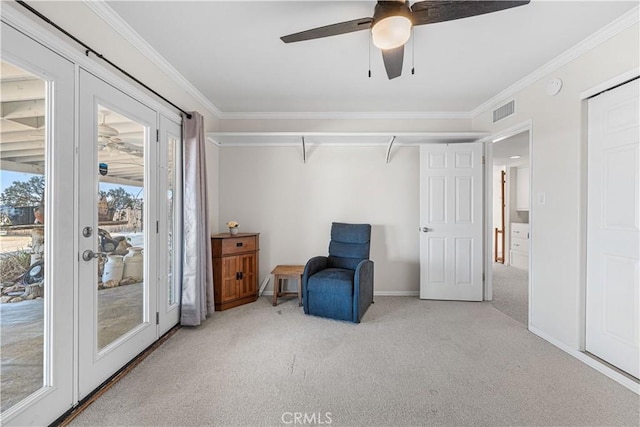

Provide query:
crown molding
left=471, top=5, right=640, bottom=119
left=83, top=0, right=223, bottom=118
left=218, top=110, right=472, bottom=120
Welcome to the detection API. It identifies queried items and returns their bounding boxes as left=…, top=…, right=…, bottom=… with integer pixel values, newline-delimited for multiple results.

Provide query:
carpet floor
left=70, top=297, right=638, bottom=426
left=491, top=263, right=528, bottom=325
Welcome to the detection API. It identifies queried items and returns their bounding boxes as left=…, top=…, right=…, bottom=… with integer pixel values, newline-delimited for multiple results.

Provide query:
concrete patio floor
left=0, top=283, right=143, bottom=412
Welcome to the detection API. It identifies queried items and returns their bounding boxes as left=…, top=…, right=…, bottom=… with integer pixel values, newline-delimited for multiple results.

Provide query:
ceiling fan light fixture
left=372, top=16, right=412, bottom=50
left=98, top=110, right=119, bottom=140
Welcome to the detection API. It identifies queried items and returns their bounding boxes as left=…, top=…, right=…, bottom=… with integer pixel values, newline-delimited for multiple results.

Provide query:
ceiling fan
left=281, top=0, right=530, bottom=79
left=97, top=112, right=143, bottom=157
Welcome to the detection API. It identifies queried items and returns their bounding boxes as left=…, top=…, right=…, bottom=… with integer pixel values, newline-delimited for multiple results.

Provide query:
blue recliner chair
left=302, top=222, right=374, bottom=323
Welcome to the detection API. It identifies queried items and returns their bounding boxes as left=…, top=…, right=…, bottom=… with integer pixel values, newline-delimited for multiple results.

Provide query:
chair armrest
left=302, top=256, right=328, bottom=314
left=353, top=259, right=374, bottom=323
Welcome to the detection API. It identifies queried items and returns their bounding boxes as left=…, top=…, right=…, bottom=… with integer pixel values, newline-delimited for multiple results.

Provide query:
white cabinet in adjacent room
left=510, top=222, right=529, bottom=270
left=516, top=166, right=529, bottom=211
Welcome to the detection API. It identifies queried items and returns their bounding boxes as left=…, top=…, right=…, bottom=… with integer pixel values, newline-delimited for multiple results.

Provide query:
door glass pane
left=167, top=134, right=178, bottom=305
left=96, top=107, right=145, bottom=350
left=0, top=61, right=46, bottom=411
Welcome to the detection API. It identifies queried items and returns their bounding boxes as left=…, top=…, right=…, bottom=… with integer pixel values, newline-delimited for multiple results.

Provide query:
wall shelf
left=206, top=131, right=490, bottom=163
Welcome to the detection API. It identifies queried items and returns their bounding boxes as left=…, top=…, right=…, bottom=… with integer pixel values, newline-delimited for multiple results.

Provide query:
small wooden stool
left=271, top=265, right=304, bottom=307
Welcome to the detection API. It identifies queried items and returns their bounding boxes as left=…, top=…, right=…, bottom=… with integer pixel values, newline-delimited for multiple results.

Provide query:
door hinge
left=156, top=220, right=159, bottom=233
left=482, top=156, right=486, bottom=165
left=156, top=312, right=159, bottom=325
left=156, top=129, right=160, bottom=142
left=482, top=272, right=485, bottom=281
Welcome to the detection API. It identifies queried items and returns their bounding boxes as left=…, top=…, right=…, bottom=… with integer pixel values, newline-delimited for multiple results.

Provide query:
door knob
left=82, top=249, right=105, bottom=262
left=421, top=227, right=431, bottom=233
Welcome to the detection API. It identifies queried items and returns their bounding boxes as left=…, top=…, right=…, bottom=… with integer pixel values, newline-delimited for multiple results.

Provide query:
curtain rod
left=15, top=0, right=193, bottom=120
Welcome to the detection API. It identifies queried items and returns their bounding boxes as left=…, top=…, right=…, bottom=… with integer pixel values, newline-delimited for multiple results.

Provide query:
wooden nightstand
left=211, top=233, right=259, bottom=311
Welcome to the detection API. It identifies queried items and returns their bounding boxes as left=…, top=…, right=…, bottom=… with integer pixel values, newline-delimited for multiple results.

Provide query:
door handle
left=82, top=250, right=106, bottom=262
left=421, top=227, right=431, bottom=233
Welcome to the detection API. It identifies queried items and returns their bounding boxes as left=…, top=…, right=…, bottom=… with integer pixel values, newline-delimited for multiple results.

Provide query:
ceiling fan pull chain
left=411, top=26, right=415, bottom=75
left=368, top=30, right=372, bottom=78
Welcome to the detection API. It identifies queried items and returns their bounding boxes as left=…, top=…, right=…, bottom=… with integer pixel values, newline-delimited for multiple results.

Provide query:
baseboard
left=374, top=291, right=420, bottom=297
left=262, top=290, right=420, bottom=297
left=529, top=326, right=639, bottom=394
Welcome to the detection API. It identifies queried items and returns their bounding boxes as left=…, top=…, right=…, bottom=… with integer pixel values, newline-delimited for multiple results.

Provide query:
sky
left=0, top=170, right=142, bottom=200
left=0, top=171, right=36, bottom=193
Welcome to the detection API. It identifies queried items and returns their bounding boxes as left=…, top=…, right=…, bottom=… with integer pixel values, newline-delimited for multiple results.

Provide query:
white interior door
left=420, top=143, right=484, bottom=301
left=77, top=69, right=158, bottom=398
left=586, top=78, right=639, bottom=379
left=0, top=22, right=74, bottom=426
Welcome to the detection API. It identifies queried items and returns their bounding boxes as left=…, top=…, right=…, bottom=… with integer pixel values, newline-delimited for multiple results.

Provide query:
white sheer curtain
left=180, top=111, right=213, bottom=326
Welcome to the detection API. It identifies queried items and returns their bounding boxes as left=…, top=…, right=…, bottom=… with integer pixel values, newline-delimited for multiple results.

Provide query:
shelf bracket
left=302, top=136, right=307, bottom=163
left=385, top=136, right=396, bottom=164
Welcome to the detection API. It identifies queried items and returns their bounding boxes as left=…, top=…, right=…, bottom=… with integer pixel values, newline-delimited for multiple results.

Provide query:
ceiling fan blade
left=381, top=45, right=404, bottom=80
left=281, top=18, right=373, bottom=43
left=410, top=1, right=530, bottom=26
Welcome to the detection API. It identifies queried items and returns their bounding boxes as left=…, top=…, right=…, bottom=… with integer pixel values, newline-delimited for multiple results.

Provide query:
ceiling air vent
left=493, top=100, right=515, bottom=123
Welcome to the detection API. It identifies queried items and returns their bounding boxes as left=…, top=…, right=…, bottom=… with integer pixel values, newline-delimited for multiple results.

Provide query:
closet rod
left=15, top=0, right=192, bottom=120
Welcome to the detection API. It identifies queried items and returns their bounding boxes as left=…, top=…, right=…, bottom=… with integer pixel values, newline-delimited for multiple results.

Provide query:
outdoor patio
left=0, top=282, right=143, bottom=412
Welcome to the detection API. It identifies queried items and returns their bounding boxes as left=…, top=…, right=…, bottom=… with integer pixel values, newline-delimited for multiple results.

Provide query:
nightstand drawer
left=511, top=237, right=529, bottom=254
left=221, top=236, right=256, bottom=255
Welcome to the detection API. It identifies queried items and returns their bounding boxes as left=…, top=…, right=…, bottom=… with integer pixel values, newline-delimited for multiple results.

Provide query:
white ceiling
left=105, top=0, right=638, bottom=115
left=492, top=131, right=529, bottom=166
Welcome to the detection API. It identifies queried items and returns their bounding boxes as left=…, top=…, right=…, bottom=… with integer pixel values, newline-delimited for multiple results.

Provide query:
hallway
left=492, top=263, right=528, bottom=325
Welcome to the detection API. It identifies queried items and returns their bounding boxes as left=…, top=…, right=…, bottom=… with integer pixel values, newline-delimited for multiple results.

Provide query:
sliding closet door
left=77, top=69, right=158, bottom=399
left=586, top=78, right=639, bottom=379
left=0, top=23, right=74, bottom=426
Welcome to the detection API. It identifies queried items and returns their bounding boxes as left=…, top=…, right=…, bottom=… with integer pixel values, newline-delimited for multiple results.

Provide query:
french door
left=419, top=143, right=484, bottom=301
left=0, top=22, right=74, bottom=426
left=77, top=69, right=159, bottom=398
left=1, top=22, right=182, bottom=425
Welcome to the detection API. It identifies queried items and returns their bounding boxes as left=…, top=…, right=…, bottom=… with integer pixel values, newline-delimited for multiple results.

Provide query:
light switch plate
left=537, top=192, right=546, bottom=205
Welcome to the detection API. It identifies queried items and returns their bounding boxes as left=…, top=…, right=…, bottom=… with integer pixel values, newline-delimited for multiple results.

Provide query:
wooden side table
left=271, top=265, right=304, bottom=307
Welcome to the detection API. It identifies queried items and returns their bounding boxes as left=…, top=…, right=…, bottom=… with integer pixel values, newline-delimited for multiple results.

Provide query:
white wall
left=218, top=144, right=420, bottom=294
left=205, top=142, right=220, bottom=234
left=219, top=117, right=471, bottom=132
left=473, top=23, right=639, bottom=348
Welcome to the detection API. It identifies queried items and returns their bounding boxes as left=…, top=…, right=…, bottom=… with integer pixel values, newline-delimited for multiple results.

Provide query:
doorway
left=419, top=142, right=484, bottom=301
left=490, top=131, right=530, bottom=325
